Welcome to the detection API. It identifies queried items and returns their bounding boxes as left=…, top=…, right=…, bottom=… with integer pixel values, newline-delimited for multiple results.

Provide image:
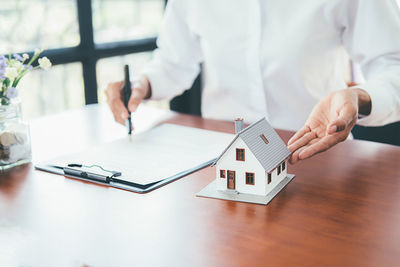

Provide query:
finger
left=105, top=82, right=128, bottom=116
left=298, top=133, right=345, bottom=160
left=289, top=138, right=319, bottom=164
left=111, top=109, right=125, bottom=125
left=289, top=146, right=307, bottom=164
left=105, top=81, right=124, bottom=100
left=110, top=98, right=129, bottom=125
left=327, top=105, right=357, bottom=134
left=288, top=130, right=317, bottom=153
left=288, top=126, right=310, bottom=145
left=327, top=119, right=347, bottom=134
left=128, top=87, right=146, bottom=113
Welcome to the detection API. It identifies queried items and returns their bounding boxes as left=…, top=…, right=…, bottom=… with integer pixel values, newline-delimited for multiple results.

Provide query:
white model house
left=212, top=118, right=291, bottom=196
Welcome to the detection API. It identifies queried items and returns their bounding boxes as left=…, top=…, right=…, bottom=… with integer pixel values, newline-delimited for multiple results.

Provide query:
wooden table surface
left=1, top=104, right=400, bottom=267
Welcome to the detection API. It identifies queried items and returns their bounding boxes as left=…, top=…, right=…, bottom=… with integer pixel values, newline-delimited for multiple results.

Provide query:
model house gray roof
left=213, top=118, right=291, bottom=173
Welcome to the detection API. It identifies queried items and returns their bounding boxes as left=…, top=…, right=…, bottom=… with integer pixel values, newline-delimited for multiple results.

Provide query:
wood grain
left=0, top=104, right=399, bottom=267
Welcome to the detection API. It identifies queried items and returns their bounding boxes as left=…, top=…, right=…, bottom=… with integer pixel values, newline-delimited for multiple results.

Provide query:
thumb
left=128, top=87, right=146, bottom=113
left=327, top=106, right=356, bottom=134
left=327, top=119, right=347, bottom=134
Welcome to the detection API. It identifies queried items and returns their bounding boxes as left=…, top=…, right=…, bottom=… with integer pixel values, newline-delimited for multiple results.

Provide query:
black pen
left=123, top=65, right=132, bottom=135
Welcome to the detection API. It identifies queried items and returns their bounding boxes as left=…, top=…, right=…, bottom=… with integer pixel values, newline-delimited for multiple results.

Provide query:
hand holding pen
left=105, top=67, right=151, bottom=133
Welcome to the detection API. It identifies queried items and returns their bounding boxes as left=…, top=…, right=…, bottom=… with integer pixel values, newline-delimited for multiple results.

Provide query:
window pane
left=18, top=63, right=85, bottom=119
left=92, top=0, right=164, bottom=43
left=0, top=0, right=79, bottom=54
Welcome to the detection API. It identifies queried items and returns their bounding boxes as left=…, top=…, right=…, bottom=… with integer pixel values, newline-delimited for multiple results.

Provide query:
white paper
left=48, top=124, right=234, bottom=185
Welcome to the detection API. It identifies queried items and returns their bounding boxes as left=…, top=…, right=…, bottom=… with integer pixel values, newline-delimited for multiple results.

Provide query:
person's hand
left=105, top=76, right=151, bottom=126
left=288, top=88, right=371, bottom=164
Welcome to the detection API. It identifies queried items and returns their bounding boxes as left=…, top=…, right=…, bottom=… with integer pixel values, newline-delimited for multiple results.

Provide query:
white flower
left=38, top=57, right=52, bottom=70
left=23, top=53, right=29, bottom=60
left=5, top=67, right=18, bottom=81
left=13, top=61, right=24, bottom=73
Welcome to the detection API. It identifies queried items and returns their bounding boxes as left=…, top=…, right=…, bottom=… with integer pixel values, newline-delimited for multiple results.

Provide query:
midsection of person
left=189, top=0, right=349, bottom=130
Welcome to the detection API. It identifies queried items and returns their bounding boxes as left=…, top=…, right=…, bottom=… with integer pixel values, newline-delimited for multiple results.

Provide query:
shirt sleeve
left=140, top=0, right=203, bottom=100
left=341, top=0, right=400, bottom=126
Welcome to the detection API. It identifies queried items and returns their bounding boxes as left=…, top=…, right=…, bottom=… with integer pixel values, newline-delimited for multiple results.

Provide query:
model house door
left=227, top=171, right=236, bottom=190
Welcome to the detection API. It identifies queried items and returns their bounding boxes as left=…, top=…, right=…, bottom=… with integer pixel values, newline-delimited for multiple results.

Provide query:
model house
left=212, top=118, right=291, bottom=196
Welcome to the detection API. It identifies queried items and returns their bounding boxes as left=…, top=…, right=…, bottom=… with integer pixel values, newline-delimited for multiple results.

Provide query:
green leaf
left=1, top=97, right=10, bottom=105
left=3, top=78, right=10, bottom=88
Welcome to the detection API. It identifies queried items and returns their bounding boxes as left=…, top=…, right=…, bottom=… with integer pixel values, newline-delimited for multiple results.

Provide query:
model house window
left=236, top=148, right=245, bottom=161
left=282, top=162, right=286, bottom=171
left=220, top=170, right=226, bottom=178
left=278, top=165, right=281, bottom=175
left=268, top=173, right=271, bottom=184
left=260, top=134, right=269, bottom=144
left=246, top=172, right=255, bottom=185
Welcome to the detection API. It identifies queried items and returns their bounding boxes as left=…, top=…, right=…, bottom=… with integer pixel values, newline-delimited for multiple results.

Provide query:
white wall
left=265, top=161, right=287, bottom=195
left=216, top=137, right=267, bottom=195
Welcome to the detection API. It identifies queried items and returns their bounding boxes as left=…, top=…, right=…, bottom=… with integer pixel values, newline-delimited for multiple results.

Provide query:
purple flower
left=6, top=87, right=18, bottom=99
left=24, top=64, right=33, bottom=70
left=13, top=53, right=24, bottom=62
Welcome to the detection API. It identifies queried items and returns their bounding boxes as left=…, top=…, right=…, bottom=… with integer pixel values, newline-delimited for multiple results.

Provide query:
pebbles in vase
left=0, top=131, right=30, bottom=163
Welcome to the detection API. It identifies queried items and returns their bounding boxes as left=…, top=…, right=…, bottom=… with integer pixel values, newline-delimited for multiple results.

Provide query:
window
left=282, top=161, right=286, bottom=171
left=19, top=63, right=84, bottom=118
left=260, top=134, right=269, bottom=144
left=278, top=165, right=281, bottom=175
left=1, top=0, right=165, bottom=119
left=246, top=172, right=255, bottom=185
left=236, top=148, right=245, bottom=161
left=220, top=170, right=226, bottom=178
left=0, top=1, right=80, bottom=54
left=92, top=0, right=164, bottom=43
left=267, top=173, right=272, bottom=184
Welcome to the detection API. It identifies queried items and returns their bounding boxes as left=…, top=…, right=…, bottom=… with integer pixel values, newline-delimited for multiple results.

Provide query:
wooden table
left=1, top=104, right=400, bottom=267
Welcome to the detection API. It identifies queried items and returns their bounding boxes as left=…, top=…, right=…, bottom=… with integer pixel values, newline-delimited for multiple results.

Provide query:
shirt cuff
left=351, top=82, right=394, bottom=126
left=140, top=66, right=174, bottom=101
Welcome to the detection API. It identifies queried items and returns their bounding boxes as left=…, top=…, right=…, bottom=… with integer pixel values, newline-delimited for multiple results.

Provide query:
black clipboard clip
left=50, top=163, right=122, bottom=184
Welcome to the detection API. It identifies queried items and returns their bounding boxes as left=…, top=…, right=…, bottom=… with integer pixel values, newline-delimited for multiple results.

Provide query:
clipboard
left=35, top=159, right=215, bottom=193
left=34, top=124, right=234, bottom=193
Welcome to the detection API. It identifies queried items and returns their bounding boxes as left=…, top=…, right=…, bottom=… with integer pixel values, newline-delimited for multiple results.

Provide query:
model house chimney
left=234, top=118, right=244, bottom=134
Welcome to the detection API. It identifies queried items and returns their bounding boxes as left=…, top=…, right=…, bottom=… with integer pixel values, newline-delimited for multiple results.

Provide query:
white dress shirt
left=142, top=0, right=400, bottom=131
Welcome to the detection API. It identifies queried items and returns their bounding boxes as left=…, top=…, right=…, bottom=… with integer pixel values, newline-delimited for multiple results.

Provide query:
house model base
left=197, top=174, right=295, bottom=205
left=197, top=117, right=295, bottom=205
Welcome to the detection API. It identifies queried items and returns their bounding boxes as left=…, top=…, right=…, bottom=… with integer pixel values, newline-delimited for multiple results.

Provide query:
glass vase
left=0, top=98, right=32, bottom=171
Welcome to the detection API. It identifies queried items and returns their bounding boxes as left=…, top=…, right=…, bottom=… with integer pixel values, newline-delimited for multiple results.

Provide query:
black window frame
left=245, top=172, right=255, bottom=185
left=260, top=134, right=269, bottom=144
left=2, top=0, right=166, bottom=105
left=220, top=169, right=226, bottom=178
left=236, top=148, right=245, bottom=161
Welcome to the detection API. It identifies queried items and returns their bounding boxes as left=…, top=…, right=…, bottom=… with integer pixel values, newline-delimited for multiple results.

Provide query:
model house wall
left=213, top=117, right=292, bottom=197
left=216, top=137, right=268, bottom=195
left=216, top=136, right=289, bottom=196
left=264, top=161, right=287, bottom=195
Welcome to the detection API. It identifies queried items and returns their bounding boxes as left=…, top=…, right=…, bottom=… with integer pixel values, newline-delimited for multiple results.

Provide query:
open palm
left=288, top=89, right=360, bottom=164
